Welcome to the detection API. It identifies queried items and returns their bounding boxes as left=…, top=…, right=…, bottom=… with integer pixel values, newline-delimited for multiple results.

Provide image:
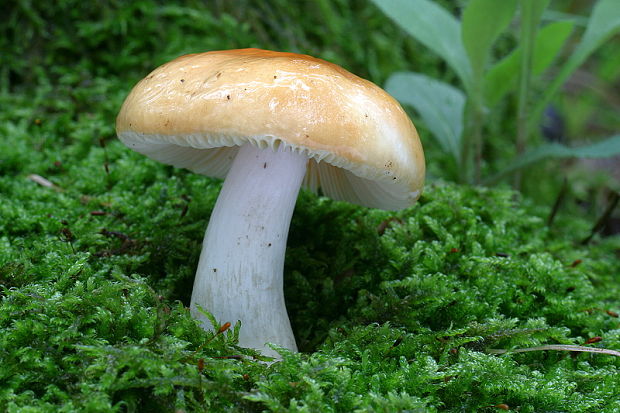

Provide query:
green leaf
left=370, top=0, right=472, bottom=89
left=530, top=22, right=574, bottom=74
left=385, top=72, right=465, bottom=162
left=487, top=135, right=620, bottom=183
left=529, top=0, right=552, bottom=27
left=462, top=0, right=517, bottom=82
left=529, top=0, right=620, bottom=129
left=543, top=10, right=589, bottom=27
left=568, top=0, right=620, bottom=64
left=484, top=21, right=574, bottom=106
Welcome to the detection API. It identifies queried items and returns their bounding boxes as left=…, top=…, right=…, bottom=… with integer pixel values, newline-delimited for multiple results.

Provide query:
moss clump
left=2, top=150, right=620, bottom=411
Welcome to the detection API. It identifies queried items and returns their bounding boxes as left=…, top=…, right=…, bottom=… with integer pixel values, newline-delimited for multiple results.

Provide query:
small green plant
left=372, top=0, right=620, bottom=186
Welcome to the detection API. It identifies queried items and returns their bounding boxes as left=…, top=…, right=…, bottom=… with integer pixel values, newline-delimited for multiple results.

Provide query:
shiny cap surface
left=116, top=48, right=425, bottom=210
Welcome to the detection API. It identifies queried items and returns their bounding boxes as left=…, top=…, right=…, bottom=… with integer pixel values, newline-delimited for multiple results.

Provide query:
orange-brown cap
left=116, top=48, right=425, bottom=210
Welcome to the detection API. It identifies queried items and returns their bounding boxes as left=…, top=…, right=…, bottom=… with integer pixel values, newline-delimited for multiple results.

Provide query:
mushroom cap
left=116, top=48, right=425, bottom=210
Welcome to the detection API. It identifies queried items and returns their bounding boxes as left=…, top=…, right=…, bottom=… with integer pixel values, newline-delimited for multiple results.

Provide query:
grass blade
left=529, top=0, right=620, bottom=131
left=370, top=0, right=472, bottom=89
left=462, top=0, right=517, bottom=82
left=385, top=72, right=465, bottom=163
left=484, top=21, right=574, bottom=106
left=486, top=135, right=620, bottom=183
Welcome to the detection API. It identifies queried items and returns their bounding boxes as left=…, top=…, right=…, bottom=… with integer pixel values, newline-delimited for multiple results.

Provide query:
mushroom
left=115, top=49, right=424, bottom=357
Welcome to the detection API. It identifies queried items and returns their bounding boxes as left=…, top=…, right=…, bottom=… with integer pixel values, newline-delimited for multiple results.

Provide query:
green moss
left=3, top=154, right=620, bottom=411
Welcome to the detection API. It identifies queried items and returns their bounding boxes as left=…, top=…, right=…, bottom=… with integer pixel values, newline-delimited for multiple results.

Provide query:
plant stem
left=472, top=104, right=484, bottom=185
left=514, top=0, right=548, bottom=188
left=514, top=4, right=533, bottom=188
left=461, top=97, right=484, bottom=185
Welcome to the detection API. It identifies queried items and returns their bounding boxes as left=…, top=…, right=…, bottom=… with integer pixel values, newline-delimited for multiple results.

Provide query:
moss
left=3, top=151, right=620, bottom=411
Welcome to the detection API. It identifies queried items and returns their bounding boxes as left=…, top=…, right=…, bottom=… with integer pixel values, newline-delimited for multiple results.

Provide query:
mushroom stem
left=190, top=142, right=308, bottom=356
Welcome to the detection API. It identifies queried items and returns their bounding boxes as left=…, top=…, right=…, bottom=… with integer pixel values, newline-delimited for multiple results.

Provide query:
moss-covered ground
left=2, top=1, right=620, bottom=412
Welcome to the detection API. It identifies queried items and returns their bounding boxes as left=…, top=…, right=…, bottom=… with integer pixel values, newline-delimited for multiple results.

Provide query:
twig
left=27, top=174, right=62, bottom=191
left=488, top=344, right=620, bottom=357
left=547, top=177, right=568, bottom=227
left=581, top=190, right=619, bottom=244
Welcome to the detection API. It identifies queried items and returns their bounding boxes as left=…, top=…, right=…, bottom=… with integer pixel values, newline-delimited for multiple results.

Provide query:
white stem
left=190, top=143, right=307, bottom=357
